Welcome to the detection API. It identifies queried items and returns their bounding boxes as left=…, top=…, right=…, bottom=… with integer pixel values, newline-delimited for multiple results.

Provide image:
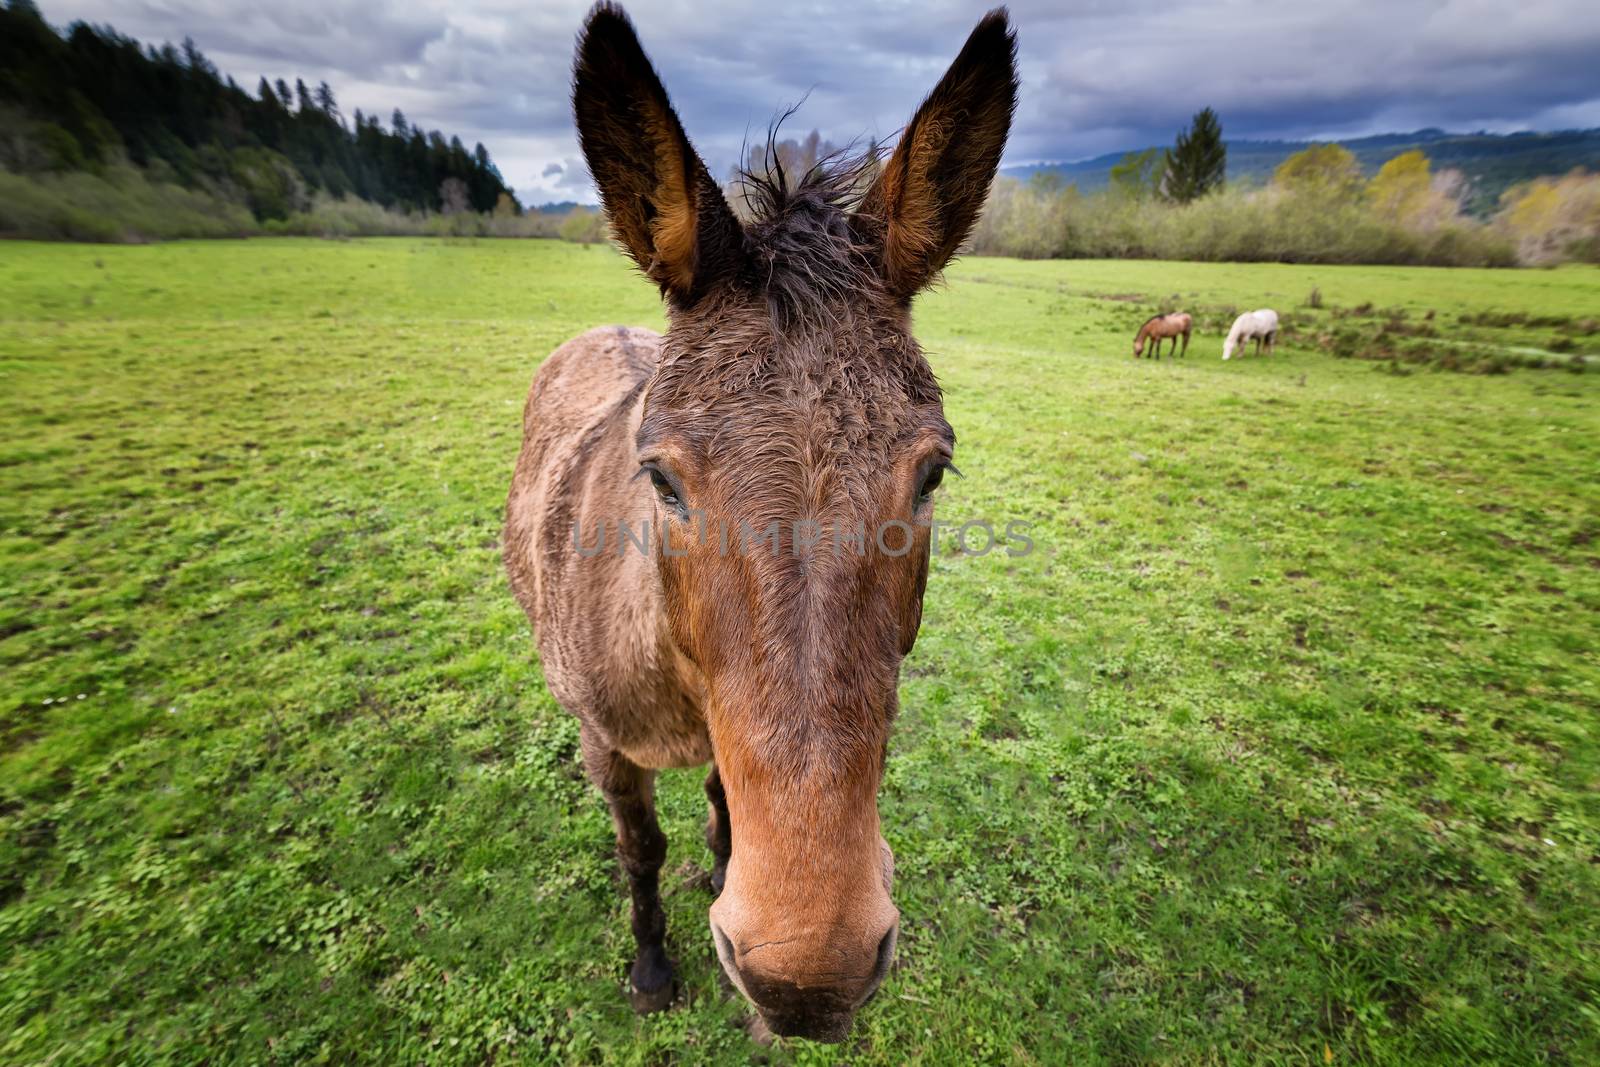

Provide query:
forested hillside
left=0, top=0, right=519, bottom=236
left=1005, top=129, right=1600, bottom=216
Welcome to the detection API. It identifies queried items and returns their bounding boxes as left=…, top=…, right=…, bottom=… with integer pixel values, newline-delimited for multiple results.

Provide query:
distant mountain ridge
left=1002, top=128, right=1600, bottom=214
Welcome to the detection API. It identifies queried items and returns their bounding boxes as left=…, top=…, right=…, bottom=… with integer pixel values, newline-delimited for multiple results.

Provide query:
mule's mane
left=730, top=141, right=886, bottom=326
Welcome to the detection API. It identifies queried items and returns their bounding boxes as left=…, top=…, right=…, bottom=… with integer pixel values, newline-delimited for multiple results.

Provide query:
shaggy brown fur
left=504, top=2, right=1017, bottom=1043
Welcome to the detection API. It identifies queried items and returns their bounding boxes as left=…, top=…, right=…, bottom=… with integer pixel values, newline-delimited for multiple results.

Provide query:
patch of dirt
left=1490, top=531, right=1568, bottom=565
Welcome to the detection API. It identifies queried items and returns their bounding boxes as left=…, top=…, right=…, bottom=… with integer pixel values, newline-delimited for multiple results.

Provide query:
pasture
left=2, top=238, right=1597, bottom=1064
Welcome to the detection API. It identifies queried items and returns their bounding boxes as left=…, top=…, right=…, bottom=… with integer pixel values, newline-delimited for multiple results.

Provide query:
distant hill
left=1003, top=128, right=1600, bottom=214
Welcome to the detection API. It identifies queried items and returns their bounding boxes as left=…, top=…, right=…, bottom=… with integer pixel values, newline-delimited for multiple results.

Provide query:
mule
left=1223, top=308, right=1279, bottom=359
left=503, top=2, right=1018, bottom=1043
left=1133, top=311, right=1192, bottom=359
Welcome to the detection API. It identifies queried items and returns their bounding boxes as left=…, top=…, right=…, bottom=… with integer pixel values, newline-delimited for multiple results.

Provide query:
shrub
left=485, top=211, right=565, bottom=238
left=271, top=194, right=426, bottom=238
left=558, top=207, right=607, bottom=244
left=0, top=165, right=253, bottom=241
left=0, top=165, right=616, bottom=247
left=1494, top=170, right=1600, bottom=265
left=968, top=155, right=1530, bottom=266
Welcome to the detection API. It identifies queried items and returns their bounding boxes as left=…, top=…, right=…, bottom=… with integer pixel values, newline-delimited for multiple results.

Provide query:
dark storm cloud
left=1023, top=0, right=1600, bottom=158
left=42, top=0, right=1600, bottom=203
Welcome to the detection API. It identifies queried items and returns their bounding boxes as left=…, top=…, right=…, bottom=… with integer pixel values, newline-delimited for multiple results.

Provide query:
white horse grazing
left=1223, top=309, right=1279, bottom=359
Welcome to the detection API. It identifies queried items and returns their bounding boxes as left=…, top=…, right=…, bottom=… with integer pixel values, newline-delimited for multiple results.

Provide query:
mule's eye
left=917, top=465, right=945, bottom=504
left=646, top=467, right=679, bottom=507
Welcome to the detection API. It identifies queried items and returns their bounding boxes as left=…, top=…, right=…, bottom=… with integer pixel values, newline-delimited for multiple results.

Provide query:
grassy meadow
left=2, top=238, right=1598, bottom=1065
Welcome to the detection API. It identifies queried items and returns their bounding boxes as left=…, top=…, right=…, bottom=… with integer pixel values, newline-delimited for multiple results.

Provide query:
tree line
left=973, top=109, right=1600, bottom=266
left=0, top=0, right=519, bottom=234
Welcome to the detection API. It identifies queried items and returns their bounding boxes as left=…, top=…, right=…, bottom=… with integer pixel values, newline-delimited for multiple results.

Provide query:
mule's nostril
left=868, top=923, right=898, bottom=996
left=711, top=921, right=734, bottom=966
left=875, top=927, right=896, bottom=973
left=853, top=924, right=898, bottom=1009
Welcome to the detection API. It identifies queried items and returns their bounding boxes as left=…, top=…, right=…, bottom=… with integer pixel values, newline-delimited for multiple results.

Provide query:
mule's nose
left=710, top=916, right=898, bottom=1042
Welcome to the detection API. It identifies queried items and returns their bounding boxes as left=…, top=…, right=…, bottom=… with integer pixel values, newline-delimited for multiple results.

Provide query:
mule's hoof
left=629, top=978, right=676, bottom=1014
left=709, top=865, right=726, bottom=898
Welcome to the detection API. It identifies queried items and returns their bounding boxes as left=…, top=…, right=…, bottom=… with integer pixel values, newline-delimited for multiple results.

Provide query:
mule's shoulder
left=506, top=324, right=660, bottom=670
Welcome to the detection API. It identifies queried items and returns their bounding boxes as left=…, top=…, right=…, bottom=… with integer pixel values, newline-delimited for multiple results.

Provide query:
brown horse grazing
left=502, top=2, right=1018, bottom=1045
left=1133, top=311, right=1192, bottom=358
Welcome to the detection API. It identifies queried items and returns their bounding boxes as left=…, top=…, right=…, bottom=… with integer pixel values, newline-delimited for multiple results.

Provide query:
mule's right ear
left=855, top=8, right=1018, bottom=301
left=573, top=3, right=744, bottom=302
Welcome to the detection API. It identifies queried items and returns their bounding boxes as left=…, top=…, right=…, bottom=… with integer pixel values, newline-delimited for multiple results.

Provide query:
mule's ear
left=856, top=8, right=1018, bottom=301
left=573, top=3, right=743, bottom=301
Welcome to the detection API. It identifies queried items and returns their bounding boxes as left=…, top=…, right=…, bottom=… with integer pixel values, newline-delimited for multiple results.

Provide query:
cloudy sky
left=41, top=0, right=1600, bottom=205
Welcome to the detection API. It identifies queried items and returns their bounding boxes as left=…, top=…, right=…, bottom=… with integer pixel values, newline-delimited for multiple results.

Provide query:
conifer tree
left=1163, top=107, right=1226, bottom=203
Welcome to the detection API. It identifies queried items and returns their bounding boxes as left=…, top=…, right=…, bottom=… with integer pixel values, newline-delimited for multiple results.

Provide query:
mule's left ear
left=573, top=3, right=744, bottom=302
left=856, top=8, right=1018, bottom=301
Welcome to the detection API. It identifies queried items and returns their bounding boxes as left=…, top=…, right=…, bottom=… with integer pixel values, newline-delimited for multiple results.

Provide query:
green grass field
left=3, top=238, right=1597, bottom=1065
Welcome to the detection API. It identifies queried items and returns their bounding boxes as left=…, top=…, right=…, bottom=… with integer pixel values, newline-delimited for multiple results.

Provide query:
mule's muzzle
left=711, top=919, right=897, bottom=1043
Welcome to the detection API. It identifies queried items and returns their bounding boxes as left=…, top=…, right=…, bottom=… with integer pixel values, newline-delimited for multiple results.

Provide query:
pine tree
left=314, top=81, right=339, bottom=122
left=1163, top=107, right=1226, bottom=203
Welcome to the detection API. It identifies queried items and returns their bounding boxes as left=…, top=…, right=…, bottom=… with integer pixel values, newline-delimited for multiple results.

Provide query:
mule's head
left=574, top=2, right=1017, bottom=1042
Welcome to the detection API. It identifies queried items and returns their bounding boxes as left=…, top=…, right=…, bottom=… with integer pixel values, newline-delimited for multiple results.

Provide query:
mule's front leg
left=582, top=729, right=674, bottom=1013
left=704, top=765, right=732, bottom=896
